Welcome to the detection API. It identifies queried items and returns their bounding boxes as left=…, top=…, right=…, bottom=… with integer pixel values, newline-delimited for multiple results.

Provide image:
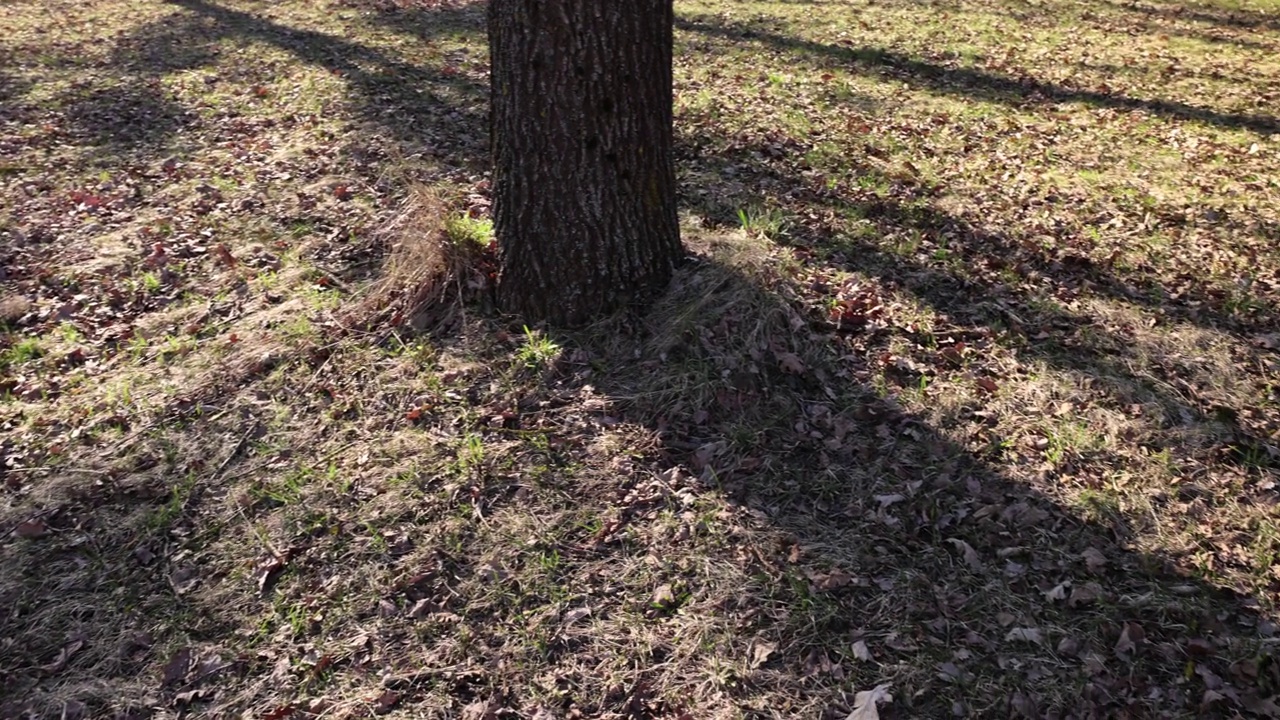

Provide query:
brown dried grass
left=339, top=186, right=486, bottom=340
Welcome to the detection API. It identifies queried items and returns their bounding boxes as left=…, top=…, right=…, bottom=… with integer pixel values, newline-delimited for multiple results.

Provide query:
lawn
left=1, top=0, right=1278, bottom=717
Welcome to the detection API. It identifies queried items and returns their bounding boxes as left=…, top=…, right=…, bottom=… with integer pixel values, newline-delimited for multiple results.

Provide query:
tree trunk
left=489, top=0, right=682, bottom=327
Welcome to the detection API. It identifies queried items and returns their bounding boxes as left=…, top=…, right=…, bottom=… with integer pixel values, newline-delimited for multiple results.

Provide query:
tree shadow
left=950, top=0, right=1280, bottom=51
left=60, top=82, right=195, bottom=153
left=1099, top=0, right=1280, bottom=32
left=58, top=0, right=488, bottom=164
left=575, top=240, right=1280, bottom=717
left=766, top=0, right=1280, bottom=49
left=107, top=11, right=226, bottom=75
left=674, top=15, right=1280, bottom=136
left=675, top=124, right=1280, bottom=478
left=0, top=70, right=32, bottom=124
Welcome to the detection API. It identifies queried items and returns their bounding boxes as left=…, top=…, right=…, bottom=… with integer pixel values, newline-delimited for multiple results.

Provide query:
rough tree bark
left=489, top=0, right=682, bottom=327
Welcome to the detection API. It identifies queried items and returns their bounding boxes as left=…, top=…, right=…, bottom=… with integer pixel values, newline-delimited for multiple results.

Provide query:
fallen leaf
left=749, top=640, right=777, bottom=668
left=851, top=640, right=874, bottom=662
left=946, top=538, right=983, bottom=571
left=1004, top=627, right=1043, bottom=644
left=976, top=377, right=999, bottom=394
left=1081, top=547, right=1107, bottom=572
left=14, top=518, right=47, bottom=538
left=1043, top=581, right=1069, bottom=602
left=213, top=243, right=238, bottom=268
left=374, top=690, right=400, bottom=714
left=257, top=558, right=287, bottom=597
left=161, top=647, right=192, bottom=687
left=846, top=683, right=893, bottom=720
left=777, top=352, right=805, bottom=374
left=409, top=599, right=438, bottom=618
left=563, top=606, right=592, bottom=626
left=651, top=583, right=677, bottom=610
left=40, top=638, right=85, bottom=675
left=170, top=565, right=200, bottom=595
left=1114, top=622, right=1143, bottom=660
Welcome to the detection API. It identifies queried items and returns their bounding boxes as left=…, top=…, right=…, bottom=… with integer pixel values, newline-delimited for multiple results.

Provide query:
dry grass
left=340, top=186, right=493, bottom=340
left=2, top=0, right=1279, bottom=717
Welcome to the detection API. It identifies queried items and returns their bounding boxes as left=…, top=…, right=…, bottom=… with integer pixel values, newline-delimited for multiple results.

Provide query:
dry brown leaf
left=749, top=640, right=777, bottom=668
left=257, top=558, right=287, bottom=597
left=374, top=689, right=400, bottom=714
left=851, top=640, right=873, bottom=662
left=1081, top=547, right=1107, bottom=572
left=562, top=606, right=592, bottom=626
left=846, top=683, right=893, bottom=720
left=1043, top=581, right=1069, bottom=602
left=1114, top=622, right=1144, bottom=660
left=14, top=518, right=47, bottom=539
left=40, top=638, right=84, bottom=675
left=777, top=351, right=805, bottom=374
left=161, top=646, right=192, bottom=687
left=946, top=538, right=983, bottom=571
left=1004, top=627, right=1043, bottom=644
left=651, top=583, right=676, bottom=609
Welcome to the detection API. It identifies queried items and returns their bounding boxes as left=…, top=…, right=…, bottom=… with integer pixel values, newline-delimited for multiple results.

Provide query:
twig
left=213, top=420, right=261, bottom=480
left=3, top=466, right=109, bottom=476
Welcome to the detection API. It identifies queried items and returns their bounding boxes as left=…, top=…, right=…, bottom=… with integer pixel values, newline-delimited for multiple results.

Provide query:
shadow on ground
left=576, top=242, right=1280, bottom=716
left=55, top=0, right=488, bottom=163
left=676, top=124, right=1280, bottom=475
left=675, top=15, right=1280, bottom=135
left=1100, top=0, right=1280, bottom=32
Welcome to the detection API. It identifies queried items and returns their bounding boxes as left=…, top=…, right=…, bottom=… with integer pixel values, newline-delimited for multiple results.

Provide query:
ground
left=1, top=0, right=1279, bottom=717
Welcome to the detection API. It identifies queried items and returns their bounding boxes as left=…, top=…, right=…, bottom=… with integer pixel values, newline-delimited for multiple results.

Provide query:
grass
left=1, top=0, right=1279, bottom=717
